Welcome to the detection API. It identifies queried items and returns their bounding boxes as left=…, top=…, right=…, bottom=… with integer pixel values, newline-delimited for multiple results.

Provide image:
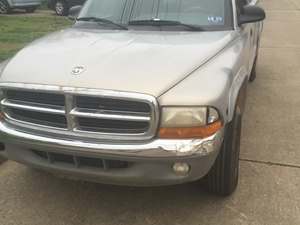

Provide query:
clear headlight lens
left=159, top=106, right=222, bottom=139
left=161, top=107, right=208, bottom=128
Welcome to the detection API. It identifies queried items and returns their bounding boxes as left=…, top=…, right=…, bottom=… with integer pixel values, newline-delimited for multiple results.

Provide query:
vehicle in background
left=0, top=0, right=42, bottom=14
left=47, top=0, right=85, bottom=16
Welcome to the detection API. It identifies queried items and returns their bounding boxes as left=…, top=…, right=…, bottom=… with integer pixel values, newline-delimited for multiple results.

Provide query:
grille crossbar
left=1, top=98, right=65, bottom=115
left=70, top=108, right=151, bottom=122
left=0, top=87, right=158, bottom=141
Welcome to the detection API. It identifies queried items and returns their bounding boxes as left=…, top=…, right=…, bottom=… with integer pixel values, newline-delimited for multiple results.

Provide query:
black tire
left=249, top=57, right=257, bottom=82
left=25, top=6, right=37, bottom=13
left=249, top=38, right=261, bottom=82
left=55, top=0, right=68, bottom=16
left=204, top=107, right=242, bottom=196
left=0, top=0, right=10, bottom=14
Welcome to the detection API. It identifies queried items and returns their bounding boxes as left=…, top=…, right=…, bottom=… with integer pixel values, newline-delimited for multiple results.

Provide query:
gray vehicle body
left=0, top=0, right=263, bottom=186
left=6, top=0, right=42, bottom=8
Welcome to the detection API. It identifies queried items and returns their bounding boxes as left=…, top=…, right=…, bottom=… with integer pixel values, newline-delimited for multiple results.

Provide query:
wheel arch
left=227, top=73, right=248, bottom=121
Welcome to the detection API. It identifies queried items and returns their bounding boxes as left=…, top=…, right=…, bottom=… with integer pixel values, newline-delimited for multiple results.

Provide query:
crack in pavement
left=1, top=158, right=299, bottom=170
left=287, top=0, right=300, bottom=10
left=240, top=158, right=300, bottom=169
left=260, top=47, right=300, bottom=49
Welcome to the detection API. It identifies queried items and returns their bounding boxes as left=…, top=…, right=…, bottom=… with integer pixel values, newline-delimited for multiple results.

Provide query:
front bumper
left=0, top=121, right=224, bottom=186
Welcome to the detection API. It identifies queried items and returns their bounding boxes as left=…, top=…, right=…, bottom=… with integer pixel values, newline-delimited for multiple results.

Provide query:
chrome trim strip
left=70, top=108, right=151, bottom=122
left=3, top=112, right=68, bottom=131
left=0, top=121, right=224, bottom=157
left=0, top=83, right=157, bottom=102
left=1, top=99, right=65, bottom=115
left=65, top=93, right=77, bottom=131
left=3, top=113, right=150, bottom=141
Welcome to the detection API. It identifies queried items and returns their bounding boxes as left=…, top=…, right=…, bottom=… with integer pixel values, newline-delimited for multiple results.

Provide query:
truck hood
left=1, top=28, right=235, bottom=97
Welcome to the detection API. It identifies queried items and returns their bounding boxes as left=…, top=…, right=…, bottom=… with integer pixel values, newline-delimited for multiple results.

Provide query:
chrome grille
left=8, top=108, right=68, bottom=129
left=0, top=84, right=159, bottom=141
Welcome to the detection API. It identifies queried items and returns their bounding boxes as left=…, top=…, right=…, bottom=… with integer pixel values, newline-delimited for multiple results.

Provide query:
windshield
left=78, top=0, right=233, bottom=30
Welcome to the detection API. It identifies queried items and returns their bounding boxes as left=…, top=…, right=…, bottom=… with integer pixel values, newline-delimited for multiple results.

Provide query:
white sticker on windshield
left=208, top=16, right=224, bottom=24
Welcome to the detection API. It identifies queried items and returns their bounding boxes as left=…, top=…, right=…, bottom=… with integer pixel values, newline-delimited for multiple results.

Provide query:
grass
left=0, top=13, right=72, bottom=61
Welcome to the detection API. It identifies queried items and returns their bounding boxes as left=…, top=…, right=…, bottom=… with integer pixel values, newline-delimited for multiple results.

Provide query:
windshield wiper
left=128, top=19, right=204, bottom=31
left=77, top=17, right=128, bottom=30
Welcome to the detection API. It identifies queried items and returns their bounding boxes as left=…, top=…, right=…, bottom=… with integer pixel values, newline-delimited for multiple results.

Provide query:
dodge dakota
left=0, top=0, right=265, bottom=196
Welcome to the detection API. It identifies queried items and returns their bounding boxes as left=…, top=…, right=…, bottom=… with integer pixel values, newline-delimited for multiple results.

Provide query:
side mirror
left=239, top=5, right=266, bottom=25
left=68, top=5, right=82, bottom=20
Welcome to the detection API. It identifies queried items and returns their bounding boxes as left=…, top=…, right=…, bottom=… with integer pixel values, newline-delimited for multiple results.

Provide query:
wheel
left=204, top=106, right=242, bottom=196
left=0, top=0, right=10, bottom=14
left=249, top=57, right=257, bottom=82
left=55, top=0, right=68, bottom=16
left=25, top=6, right=37, bottom=13
left=249, top=38, right=261, bottom=82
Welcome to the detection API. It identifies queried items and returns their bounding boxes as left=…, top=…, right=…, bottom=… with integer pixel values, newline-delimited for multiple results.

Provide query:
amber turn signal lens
left=159, top=120, right=222, bottom=139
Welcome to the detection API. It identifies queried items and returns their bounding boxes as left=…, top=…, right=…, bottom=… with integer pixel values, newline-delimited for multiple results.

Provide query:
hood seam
left=157, top=33, right=239, bottom=98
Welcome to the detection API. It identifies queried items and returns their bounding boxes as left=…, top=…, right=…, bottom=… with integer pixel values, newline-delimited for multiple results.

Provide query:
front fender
left=158, top=33, right=249, bottom=123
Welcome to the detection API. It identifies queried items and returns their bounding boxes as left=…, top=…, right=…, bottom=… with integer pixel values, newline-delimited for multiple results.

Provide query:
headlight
left=159, top=107, right=222, bottom=139
left=161, top=107, right=208, bottom=127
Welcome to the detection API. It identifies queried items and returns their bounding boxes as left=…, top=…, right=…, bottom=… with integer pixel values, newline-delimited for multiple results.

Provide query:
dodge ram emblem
left=71, top=66, right=85, bottom=75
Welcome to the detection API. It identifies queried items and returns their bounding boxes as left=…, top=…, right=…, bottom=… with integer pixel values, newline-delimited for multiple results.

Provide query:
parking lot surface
left=0, top=1, right=300, bottom=224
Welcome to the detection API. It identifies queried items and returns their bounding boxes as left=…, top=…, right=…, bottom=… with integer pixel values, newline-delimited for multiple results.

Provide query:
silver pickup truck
left=0, top=0, right=265, bottom=196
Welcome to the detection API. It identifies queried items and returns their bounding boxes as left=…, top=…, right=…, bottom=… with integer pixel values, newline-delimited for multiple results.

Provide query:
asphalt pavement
left=0, top=0, right=300, bottom=224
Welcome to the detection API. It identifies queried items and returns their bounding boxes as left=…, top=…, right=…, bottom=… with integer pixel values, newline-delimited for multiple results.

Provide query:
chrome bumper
left=0, top=121, right=223, bottom=158
left=0, top=121, right=224, bottom=186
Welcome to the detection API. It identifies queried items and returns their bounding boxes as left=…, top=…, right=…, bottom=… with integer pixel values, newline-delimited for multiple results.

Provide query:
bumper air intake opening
left=31, top=150, right=131, bottom=170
